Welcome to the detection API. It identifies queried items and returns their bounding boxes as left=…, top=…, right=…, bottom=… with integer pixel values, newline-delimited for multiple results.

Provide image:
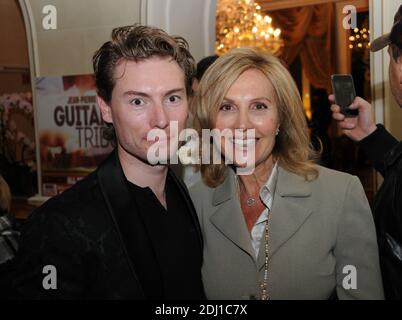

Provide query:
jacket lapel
left=97, top=150, right=149, bottom=296
left=210, top=170, right=256, bottom=261
left=257, top=167, right=313, bottom=270
left=168, top=168, right=203, bottom=251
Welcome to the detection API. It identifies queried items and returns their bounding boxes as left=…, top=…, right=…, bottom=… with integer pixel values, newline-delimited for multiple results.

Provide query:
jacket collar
left=96, top=150, right=146, bottom=297
left=168, top=167, right=204, bottom=250
left=210, top=167, right=313, bottom=268
left=211, top=169, right=255, bottom=259
left=97, top=149, right=203, bottom=284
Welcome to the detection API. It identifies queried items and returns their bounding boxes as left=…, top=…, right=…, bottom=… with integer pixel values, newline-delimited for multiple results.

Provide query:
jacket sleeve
left=11, top=200, right=87, bottom=299
left=334, top=176, right=384, bottom=300
left=358, top=124, right=399, bottom=176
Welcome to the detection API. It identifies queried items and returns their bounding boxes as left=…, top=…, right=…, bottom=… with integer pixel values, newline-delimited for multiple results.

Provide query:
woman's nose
left=234, top=108, right=251, bottom=130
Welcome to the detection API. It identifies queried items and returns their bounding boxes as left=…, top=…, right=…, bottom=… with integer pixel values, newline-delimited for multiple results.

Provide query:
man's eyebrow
left=123, top=91, right=149, bottom=97
left=122, top=88, right=185, bottom=97
left=164, top=88, right=185, bottom=96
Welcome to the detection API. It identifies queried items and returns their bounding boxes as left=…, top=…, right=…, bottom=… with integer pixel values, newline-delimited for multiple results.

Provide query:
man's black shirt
left=127, top=173, right=204, bottom=300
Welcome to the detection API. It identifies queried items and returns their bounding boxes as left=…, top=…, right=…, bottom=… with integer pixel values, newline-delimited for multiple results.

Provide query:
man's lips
left=147, top=136, right=171, bottom=143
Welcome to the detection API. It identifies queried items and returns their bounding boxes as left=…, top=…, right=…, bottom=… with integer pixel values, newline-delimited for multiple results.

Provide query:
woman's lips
left=230, top=138, right=257, bottom=146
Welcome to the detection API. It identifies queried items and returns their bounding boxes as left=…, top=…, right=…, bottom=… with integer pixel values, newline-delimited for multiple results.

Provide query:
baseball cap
left=370, top=4, right=402, bottom=52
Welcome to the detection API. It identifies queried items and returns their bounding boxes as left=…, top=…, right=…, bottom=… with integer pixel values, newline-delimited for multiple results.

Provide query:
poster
left=35, top=74, right=113, bottom=196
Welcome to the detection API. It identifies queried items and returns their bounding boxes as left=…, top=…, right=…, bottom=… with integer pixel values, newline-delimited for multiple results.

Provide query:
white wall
left=19, top=0, right=217, bottom=77
left=19, top=0, right=142, bottom=77
left=141, top=0, right=217, bottom=62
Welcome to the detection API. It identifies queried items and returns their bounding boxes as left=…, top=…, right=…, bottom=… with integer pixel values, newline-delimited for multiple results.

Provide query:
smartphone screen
left=331, top=74, right=358, bottom=117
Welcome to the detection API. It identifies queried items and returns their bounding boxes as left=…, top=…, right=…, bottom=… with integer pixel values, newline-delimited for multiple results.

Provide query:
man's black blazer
left=11, top=150, right=204, bottom=299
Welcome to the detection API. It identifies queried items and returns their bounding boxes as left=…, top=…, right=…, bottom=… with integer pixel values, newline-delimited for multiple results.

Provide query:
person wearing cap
left=330, top=5, right=402, bottom=299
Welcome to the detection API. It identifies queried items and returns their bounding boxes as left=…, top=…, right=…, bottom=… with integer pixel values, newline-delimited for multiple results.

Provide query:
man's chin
left=146, top=147, right=180, bottom=166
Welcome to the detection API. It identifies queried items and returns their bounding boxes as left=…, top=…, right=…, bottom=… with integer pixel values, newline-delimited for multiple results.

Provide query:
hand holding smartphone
left=331, top=74, right=359, bottom=117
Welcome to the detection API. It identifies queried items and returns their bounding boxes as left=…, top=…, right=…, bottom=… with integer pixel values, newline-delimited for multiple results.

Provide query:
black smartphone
left=331, top=74, right=358, bottom=117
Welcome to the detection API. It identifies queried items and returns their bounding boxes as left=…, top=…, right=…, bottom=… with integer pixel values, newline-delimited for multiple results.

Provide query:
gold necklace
left=260, top=214, right=270, bottom=300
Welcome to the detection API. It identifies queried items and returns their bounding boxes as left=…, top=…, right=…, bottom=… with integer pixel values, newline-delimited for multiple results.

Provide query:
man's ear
left=398, top=57, right=402, bottom=82
left=192, top=78, right=199, bottom=93
left=97, top=96, right=113, bottom=123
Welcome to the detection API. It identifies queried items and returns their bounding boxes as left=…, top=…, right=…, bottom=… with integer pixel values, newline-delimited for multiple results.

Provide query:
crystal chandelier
left=216, top=0, right=284, bottom=55
left=349, top=27, right=370, bottom=50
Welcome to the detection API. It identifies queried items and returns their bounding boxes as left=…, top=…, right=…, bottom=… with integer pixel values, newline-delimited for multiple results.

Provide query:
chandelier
left=349, top=27, right=370, bottom=50
left=216, top=0, right=284, bottom=55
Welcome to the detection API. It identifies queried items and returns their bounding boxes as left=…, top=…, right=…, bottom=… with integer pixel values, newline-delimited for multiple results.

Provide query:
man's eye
left=130, top=98, right=145, bottom=106
left=219, top=104, right=233, bottom=111
left=167, top=95, right=181, bottom=103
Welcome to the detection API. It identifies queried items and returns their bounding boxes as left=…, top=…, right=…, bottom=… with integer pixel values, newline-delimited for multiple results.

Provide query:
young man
left=12, top=25, right=205, bottom=299
left=330, top=5, right=402, bottom=299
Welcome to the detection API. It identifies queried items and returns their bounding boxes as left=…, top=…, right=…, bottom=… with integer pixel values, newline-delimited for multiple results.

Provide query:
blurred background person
left=191, top=55, right=219, bottom=92
left=191, top=48, right=383, bottom=300
left=330, top=5, right=402, bottom=300
left=182, top=55, right=219, bottom=188
left=0, top=175, right=19, bottom=299
left=0, top=175, right=18, bottom=265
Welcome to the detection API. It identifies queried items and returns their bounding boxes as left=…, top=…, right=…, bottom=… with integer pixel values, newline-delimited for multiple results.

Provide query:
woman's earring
left=275, top=128, right=280, bottom=136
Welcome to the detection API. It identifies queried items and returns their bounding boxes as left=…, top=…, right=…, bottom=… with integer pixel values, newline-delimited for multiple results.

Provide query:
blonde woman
left=190, top=48, right=384, bottom=300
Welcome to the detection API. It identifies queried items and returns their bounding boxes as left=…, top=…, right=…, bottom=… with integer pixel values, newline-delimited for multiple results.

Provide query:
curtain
left=270, top=3, right=334, bottom=93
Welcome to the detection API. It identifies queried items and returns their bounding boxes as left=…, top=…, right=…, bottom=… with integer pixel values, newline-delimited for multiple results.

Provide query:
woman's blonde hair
left=192, top=48, right=319, bottom=188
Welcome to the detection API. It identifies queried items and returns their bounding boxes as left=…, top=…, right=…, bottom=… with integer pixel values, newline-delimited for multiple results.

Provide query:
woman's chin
left=231, top=160, right=256, bottom=175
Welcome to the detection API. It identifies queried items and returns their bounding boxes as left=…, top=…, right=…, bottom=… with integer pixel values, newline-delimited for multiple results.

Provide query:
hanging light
left=349, top=27, right=370, bottom=50
left=216, top=0, right=284, bottom=55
